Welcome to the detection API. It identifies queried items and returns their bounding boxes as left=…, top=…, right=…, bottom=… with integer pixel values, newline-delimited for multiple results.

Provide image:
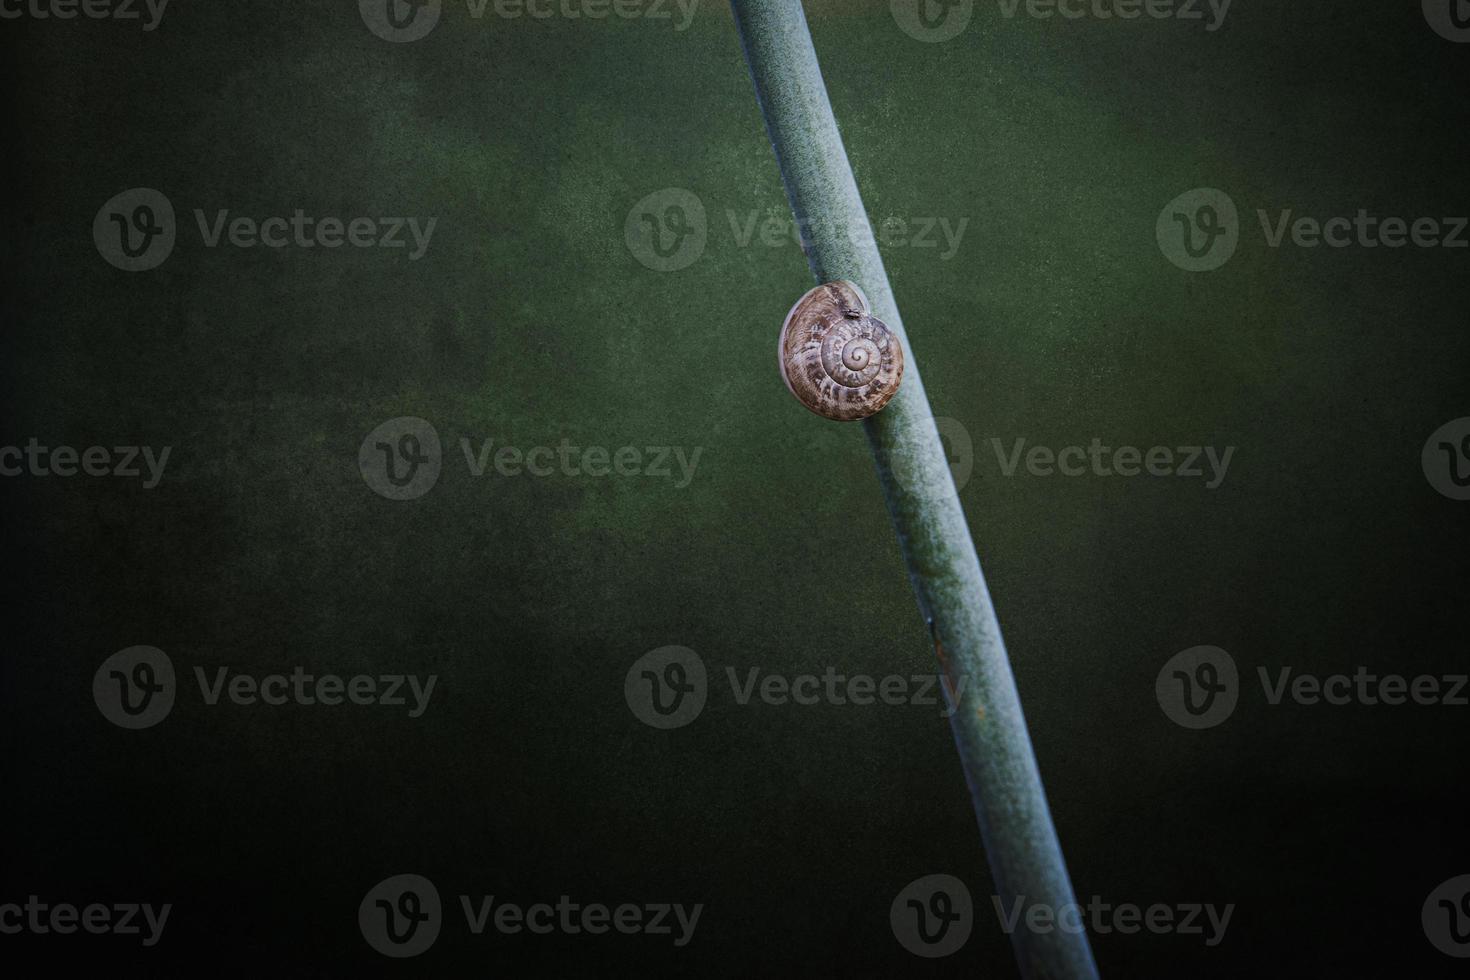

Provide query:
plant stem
left=729, top=2, right=1099, bottom=976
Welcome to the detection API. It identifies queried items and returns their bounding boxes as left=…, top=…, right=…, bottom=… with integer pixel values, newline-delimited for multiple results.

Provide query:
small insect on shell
left=778, top=280, right=904, bottom=421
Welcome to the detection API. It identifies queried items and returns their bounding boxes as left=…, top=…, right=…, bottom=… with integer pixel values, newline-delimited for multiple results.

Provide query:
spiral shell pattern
left=779, top=281, right=904, bottom=421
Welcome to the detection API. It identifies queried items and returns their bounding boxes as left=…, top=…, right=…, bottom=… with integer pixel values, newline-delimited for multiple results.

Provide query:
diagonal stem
left=729, top=2, right=1100, bottom=976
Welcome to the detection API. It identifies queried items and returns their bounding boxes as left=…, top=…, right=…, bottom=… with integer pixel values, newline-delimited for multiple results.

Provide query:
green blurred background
left=2, top=0, right=1468, bottom=974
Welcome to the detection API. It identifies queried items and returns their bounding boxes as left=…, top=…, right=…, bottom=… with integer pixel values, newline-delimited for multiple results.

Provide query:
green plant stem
left=729, top=2, right=1099, bottom=976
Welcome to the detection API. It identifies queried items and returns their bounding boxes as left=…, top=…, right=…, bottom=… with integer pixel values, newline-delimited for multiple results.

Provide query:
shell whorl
left=778, top=281, right=904, bottom=421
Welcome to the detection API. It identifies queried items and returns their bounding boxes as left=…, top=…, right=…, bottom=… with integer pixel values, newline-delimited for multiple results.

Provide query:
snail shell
left=778, top=280, right=904, bottom=421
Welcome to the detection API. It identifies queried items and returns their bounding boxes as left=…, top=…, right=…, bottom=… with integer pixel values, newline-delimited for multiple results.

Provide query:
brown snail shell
left=778, top=280, right=904, bottom=421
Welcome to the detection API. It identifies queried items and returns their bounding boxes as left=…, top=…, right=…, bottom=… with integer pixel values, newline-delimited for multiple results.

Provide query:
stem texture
left=729, top=3, right=1099, bottom=976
